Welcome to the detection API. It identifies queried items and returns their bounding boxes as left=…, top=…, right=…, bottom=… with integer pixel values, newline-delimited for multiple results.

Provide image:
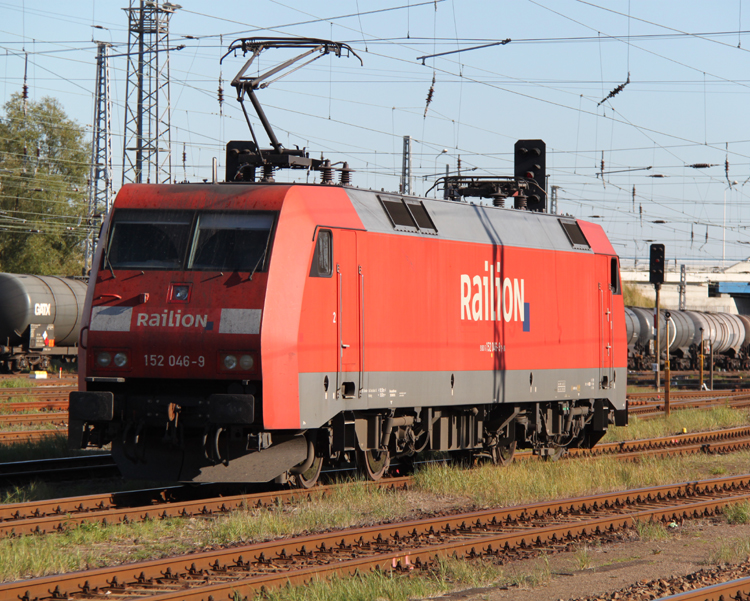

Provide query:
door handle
left=341, top=343, right=350, bottom=349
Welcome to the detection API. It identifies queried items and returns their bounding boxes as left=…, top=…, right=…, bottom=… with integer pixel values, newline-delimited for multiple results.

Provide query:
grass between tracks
left=0, top=379, right=30, bottom=389
left=249, top=555, right=553, bottom=601
left=0, top=394, right=35, bottom=404
left=4, top=448, right=750, bottom=584
left=0, top=433, right=104, bottom=465
left=602, top=406, right=750, bottom=443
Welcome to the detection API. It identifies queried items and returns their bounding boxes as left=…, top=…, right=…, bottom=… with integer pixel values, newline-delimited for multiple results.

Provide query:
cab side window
left=310, top=230, right=332, bottom=277
left=610, top=257, right=622, bottom=295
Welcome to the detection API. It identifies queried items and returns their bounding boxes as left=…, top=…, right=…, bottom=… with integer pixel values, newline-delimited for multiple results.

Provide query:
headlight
left=239, top=354, right=254, bottom=370
left=114, top=352, right=128, bottom=367
left=223, top=354, right=238, bottom=370
left=97, top=352, right=112, bottom=367
left=173, top=285, right=189, bottom=301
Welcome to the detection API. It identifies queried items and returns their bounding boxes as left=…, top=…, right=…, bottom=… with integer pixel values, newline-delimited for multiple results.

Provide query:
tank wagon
left=0, top=273, right=87, bottom=373
left=67, top=37, right=627, bottom=486
left=625, top=306, right=750, bottom=371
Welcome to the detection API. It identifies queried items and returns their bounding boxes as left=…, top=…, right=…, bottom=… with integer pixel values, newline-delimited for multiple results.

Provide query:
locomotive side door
left=336, top=230, right=362, bottom=398
left=599, top=261, right=615, bottom=388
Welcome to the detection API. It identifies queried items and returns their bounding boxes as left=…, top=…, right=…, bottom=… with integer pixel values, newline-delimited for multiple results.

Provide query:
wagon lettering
left=34, top=303, right=51, bottom=316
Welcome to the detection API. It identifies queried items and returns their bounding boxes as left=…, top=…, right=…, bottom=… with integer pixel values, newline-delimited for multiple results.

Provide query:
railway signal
left=514, top=139, right=546, bottom=212
left=649, top=243, right=665, bottom=284
left=650, top=243, right=666, bottom=390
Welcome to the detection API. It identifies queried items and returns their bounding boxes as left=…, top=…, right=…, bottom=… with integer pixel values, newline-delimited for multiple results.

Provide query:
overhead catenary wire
left=3, top=3, right=750, bottom=264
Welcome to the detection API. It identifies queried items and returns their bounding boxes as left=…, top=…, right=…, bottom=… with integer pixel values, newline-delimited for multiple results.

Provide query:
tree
left=0, top=93, right=89, bottom=275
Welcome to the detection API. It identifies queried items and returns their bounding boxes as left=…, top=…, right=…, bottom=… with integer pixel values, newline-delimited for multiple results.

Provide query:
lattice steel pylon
left=121, top=0, right=178, bottom=185
left=85, top=42, right=114, bottom=273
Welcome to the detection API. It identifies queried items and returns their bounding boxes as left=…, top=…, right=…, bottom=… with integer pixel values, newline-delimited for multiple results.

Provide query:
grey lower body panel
left=299, top=367, right=627, bottom=428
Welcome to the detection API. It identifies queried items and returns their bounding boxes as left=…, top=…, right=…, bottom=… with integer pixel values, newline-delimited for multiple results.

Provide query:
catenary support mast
left=122, top=0, right=178, bottom=185
left=85, top=42, right=114, bottom=274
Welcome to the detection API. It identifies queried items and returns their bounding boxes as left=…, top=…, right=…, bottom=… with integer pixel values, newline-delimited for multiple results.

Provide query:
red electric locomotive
left=68, top=38, right=627, bottom=486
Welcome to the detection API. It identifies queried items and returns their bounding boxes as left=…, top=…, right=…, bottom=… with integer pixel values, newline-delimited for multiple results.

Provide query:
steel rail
left=4, top=475, right=750, bottom=600
left=0, top=385, right=75, bottom=398
left=577, top=425, right=750, bottom=455
left=653, top=575, right=750, bottom=600
left=629, top=396, right=750, bottom=419
left=1, top=400, right=68, bottom=412
left=628, top=390, right=750, bottom=400
left=0, top=412, right=68, bottom=426
left=0, top=393, right=69, bottom=404
left=0, top=375, right=76, bottom=383
left=0, top=454, right=119, bottom=490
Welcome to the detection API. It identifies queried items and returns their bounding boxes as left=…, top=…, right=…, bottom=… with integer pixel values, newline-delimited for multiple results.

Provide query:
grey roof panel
left=345, top=188, right=590, bottom=253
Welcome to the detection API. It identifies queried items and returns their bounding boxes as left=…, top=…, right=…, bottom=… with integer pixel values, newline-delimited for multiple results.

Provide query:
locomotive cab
left=69, top=185, right=292, bottom=481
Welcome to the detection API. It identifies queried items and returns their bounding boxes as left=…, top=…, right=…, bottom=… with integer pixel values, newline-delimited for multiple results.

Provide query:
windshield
left=107, top=209, right=192, bottom=270
left=188, top=213, right=274, bottom=271
left=103, top=209, right=275, bottom=272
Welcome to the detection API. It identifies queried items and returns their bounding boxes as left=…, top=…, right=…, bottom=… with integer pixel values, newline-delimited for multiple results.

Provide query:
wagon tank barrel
left=0, top=273, right=88, bottom=373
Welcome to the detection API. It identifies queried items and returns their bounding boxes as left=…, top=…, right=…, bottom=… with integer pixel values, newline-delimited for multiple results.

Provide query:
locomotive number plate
left=145, top=354, right=205, bottom=367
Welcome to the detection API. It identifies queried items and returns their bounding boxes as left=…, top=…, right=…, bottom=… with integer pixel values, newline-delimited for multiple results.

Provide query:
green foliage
left=0, top=93, right=89, bottom=275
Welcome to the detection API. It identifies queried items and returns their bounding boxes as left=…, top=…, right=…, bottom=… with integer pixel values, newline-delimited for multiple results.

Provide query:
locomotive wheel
left=357, top=448, right=390, bottom=481
left=490, top=441, right=516, bottom=466
left=294, top=455, right=323, bottom=489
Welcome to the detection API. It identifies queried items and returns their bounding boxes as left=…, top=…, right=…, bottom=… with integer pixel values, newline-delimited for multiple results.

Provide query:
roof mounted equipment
left=221, top=38, right=362, bottom=182
left=427, top=139, right=547, bottom=212
left=434, top=175, right=534, bottom=209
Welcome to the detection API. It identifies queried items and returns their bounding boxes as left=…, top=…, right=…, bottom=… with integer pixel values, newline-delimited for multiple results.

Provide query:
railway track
left=0, top=428, right=63, bottom=445
left=3, top=424, right=750, bottom=540
left=0, top=412, right=68, bottom=426
left=652, top=574, right=750, bottom=601
left=0, top=374, right=76, bottom=382
left=0, top=386, right=73, bottom=403
left=4, top=473, right=750, bottom=600
left=572, top=424, right=750, bottom=459
left=0, top=381, right=73, bottom=444
left=578, top=562, right=750, bottom=601
left=0, top=454, right=119, bottom=489
left=0, top=476, right=410, bottom=538
left=628, top=390, right=750, bottom=418
left=628, top=389, right=750, bottom=402
left=0, top=400, right=68, bottom=413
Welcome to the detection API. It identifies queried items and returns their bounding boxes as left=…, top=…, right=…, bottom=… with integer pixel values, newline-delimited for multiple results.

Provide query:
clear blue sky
left=2, top=0, right=749, bottom=267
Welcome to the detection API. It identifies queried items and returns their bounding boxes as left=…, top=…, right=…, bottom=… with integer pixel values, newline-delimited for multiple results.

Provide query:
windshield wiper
left=248, top=233, right=272, bottom=281
left=103, top=243, right=116, bottom=279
